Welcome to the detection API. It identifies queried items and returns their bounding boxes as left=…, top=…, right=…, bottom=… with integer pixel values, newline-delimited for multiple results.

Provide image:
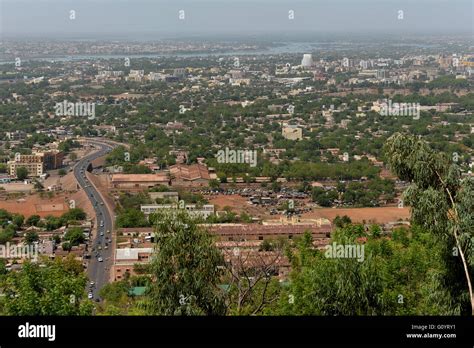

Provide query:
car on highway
left=100, top=231, right=104, bottom=236
left=98, top=257, right=103, bottom=262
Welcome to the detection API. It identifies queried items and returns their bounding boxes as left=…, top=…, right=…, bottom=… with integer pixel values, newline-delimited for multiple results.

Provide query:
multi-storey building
left=8, top=155, right=44, bottom=177
left=7, top=151, right=63, bottom=178
left=35, top=151, right=64, bottom=170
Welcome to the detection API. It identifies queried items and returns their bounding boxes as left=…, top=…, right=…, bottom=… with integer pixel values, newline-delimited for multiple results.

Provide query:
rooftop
left=115, top=247, right=154, bottom=261
left=111, top=173, right=169, bottom=183
left=169, top=164, right=211, bottom=181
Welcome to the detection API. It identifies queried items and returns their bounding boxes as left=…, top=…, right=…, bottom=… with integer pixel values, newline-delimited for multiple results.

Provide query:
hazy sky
left=0, top=0, right=472, bottom=39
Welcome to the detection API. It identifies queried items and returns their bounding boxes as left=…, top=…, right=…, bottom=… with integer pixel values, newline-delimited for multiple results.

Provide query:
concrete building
left=204, top=219, right=331, bottom=248
left=301, top=54, right=314, bottom=68
left=282, top=126, right=303, bottom=141
left=169, top=164, right=216, bottom=187
left=113, top=247, right=154, bottom=281
left=110, top=173, right=170, bottom=190
left=6, top=131, right=26, bottom=141
left=148, top=191, right=179, bottom=202
left=7, top=151, right=63, bottom=178
left=173, top=68, right=186, bottom=79
left=376, top=69, right=387, bottom=80
left=36, top=151, right=64, bottom=170
left=8, top=155, right=44, bottom=177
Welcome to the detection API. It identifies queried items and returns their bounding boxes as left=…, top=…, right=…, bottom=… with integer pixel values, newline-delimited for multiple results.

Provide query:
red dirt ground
left=206, top=194, right=268, bottom=217
left=0, top=193, right=68, bottom=218
left=207, top=194, right=411, bottom=223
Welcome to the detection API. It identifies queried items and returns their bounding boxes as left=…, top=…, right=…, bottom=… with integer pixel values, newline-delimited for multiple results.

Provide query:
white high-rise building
left=359, top=60, right=369, bottom=69
left=301, top=54, right=314, bottom=68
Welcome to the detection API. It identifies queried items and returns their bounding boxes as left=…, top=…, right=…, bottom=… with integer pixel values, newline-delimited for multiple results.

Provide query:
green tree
left=146, top=210, right=226, bottom=315
left=384, top=133, right=474, bottom=315
left=273, top=225, right=454, bottom=316
left=0, top=209, right=12, bottom=227
left=116, top=209, right=149, bottom=228
left=0, top=225, right=16, bottom=244
left=26, top=215, right=41, bottom=226
left=61, top=208, right=86, bottom=222
left=208, top=179, right=220, bottom=190
left=16, top=167, right=28, bottom=180
left=0, top=256, right=93, bottom=315
left=276, top=230, right=386, bottom=315
left=0, top=259, right=7, bottom=275
left=333, top=215, right=352, bottom=228
left=44, top=215, right=64, bottom=231
left=64, top=227, right=85, bottom=246
left=12, top=214, right=24, bottom=228
left=24, top=231, right=39, bottom=245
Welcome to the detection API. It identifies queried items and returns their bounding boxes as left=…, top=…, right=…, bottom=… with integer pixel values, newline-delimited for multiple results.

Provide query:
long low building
left=110, top=173, right=170, bottom=190
left=169, top=163, right=217, bottom=186
left=204, top=223, right=331, bottom=242
left=116, top=221, right=332, bottom=243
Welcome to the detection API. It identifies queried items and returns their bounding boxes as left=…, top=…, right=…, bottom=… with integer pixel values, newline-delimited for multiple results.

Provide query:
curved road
left=73, top=139, right=116, bottom=301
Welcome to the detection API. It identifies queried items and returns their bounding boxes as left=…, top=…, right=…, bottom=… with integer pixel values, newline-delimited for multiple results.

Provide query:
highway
left=73, top=140, right=115, bottom=302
